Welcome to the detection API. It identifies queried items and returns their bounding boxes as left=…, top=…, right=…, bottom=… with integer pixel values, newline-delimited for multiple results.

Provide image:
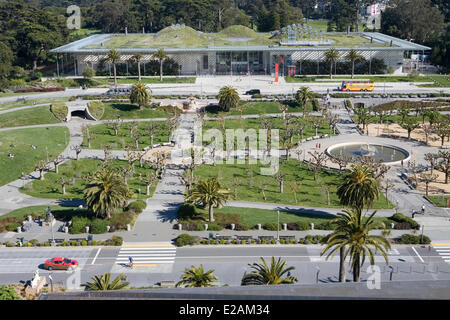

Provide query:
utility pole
left=277, top=210, right=280, bottom=243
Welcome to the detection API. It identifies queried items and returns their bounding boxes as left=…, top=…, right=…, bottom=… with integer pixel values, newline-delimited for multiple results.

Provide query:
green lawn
left=307, top=20, right=367, bottom=33
left=285, top=75, right=431, bottom=83
left=192, top=206, right=395, bottom=230
left=1, top=205, right=79, bottom=219
left=0, top=97, right=70, bottom=112
left=427, top=195, right=450, bottom=207
left=206, top=101, right=313, bottom=117
left=101, top=103, right=177, bottom=120
left=83, top=121, right=170, bottom=150
left=0, top=127, right=69, bottom=186
left=419, top=75, right=450, bottom=88
left=202, top=116, right=333, bottom=147
left=92, top=77, right=196, bottom=85
left=20, top=158, right=158, bottom=200
left=0, top=91, right=41, bottom=98
left=0, top=106, right=61, bottom=128
left=193, top=159, right=394, bottom=209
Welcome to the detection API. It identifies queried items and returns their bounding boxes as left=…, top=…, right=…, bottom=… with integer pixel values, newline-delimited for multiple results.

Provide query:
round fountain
left=326, top=142, right=410, bottom=165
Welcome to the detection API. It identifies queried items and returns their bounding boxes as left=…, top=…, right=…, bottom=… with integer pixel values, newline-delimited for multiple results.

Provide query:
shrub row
left=390, top=213, right=420, bottom=230
left=14, top=87, right=64, bottom=93
left=2, top=236, right=123, bottom=247
left=396, top=234, right=431, bottom=244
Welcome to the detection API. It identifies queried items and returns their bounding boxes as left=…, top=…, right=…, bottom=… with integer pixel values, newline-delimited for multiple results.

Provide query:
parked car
left=245, top=89, right=261, bottom=95
left=44, top=257, right=78, bottom=271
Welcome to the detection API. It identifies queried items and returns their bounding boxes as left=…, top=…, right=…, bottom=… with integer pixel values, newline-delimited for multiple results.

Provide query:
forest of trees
left=0, top=0, right=448, bottom=90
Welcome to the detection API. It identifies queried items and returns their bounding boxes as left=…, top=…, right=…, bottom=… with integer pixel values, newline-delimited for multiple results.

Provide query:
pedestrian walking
left=411, top=210, right=415, bottom=219
left=401, top=160, right=404, bottom=167
left=422, top=204, right=425, bottom=214
left=128, top=256, right=133, bottom=268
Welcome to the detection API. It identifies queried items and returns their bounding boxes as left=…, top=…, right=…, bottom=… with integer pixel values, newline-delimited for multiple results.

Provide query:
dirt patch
left=410, top=169, right=450, bottom=196
left=367, top=122, right=449, bottom=148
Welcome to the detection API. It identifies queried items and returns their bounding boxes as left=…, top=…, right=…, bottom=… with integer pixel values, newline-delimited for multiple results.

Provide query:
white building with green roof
left=51, top=25, right=430, bottom=77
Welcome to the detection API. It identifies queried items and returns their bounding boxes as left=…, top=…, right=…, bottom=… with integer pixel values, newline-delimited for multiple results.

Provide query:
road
left=1, top=243, right=450, bottom=289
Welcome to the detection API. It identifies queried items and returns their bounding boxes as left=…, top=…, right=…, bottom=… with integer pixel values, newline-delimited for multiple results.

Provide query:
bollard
left=126, top=224, right=131, bottom=231
left=204, top=224, right=208, bottom=231
left=27, top=215, right=32, bottom=222
left=64, top=226, right=68, bottom=233
left=310, top=223, right=314, bottom=230
left=257, top=224, right=262, bottom=231
left=106, top=226, right=110, bottom=232
left=178, top=224, right=182, bottom=231
left=231, top=224, right=235, bottom=230
left=391, top=223, right=395, bottom=229
left=85, top=226, right=89, bottom=233
left=17, top=226, right=21, bottom=233
left=283, top=223, right=287, bottom=231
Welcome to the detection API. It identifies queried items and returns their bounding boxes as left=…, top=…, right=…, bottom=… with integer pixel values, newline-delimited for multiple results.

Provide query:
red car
left=44, top=257, right=78, bottom=271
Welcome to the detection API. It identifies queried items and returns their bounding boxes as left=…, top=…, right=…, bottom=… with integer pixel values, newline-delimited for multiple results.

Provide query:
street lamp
left=388, top=265, right=394, bottom=281
left=315, top=266, right=320, bottom=284
left=45, top=206, right=55, bottom=246
left=421, top=225, right=425, bottom=244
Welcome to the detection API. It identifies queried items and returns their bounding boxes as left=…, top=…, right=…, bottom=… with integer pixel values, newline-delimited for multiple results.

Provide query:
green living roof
left=51, top=25, right=431, bottom=53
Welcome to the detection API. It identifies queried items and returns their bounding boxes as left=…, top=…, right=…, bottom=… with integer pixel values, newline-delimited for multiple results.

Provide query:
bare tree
left=424, top=152, right=438, bottom=175
left=35, top=160, right=49, bottom=180
left=289, top=181, right=301, bottom=204
left=107, top=118, right=122, bottom=136
left=279, top=104, right=288, bottom=120
left=71, top=145, right=82, bottom=161
left=273, top=172, right=285, bottom=193
left=259, top=181, right=267, bottom=201
left=422, top=124, right=433, bottom=145
left=330, top=155, right=351, bottom=172
left=436, top=150, right=450, bottom=184
left=103, top=144, right=113, bottom=163
left=307, top=150, right=328, bottom=180
left=120, top=165, right=134, bottom=185
left=380, top=178, right=395, bottom=203
left=146, top=122, right=159, bottom=146
left=141, top=172, right=158, bottom=196
left=52, top=155, right=65, bottom=174
left=131, top=130, right=143, bottom=150
left=57, top=176, right=68, bottom=195
left=419, top=172, right=438, bottom=196
left=179, top=169, right=197, bottom=196
left=294, top=148, right=303, bottom=162
left=127, top=121, right=139, bottom=138
left=309, top=117, right=324, bottom=137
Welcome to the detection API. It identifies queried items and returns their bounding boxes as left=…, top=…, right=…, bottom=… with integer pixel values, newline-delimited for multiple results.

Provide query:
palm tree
left=324, top=48, right=339, bottom=79
left=106, top=49, right=121, bottom=89
left=241, top=257, right=298, bottom=286
left=217, top=86, right=240, bottom=112
left=130, top=81, right=150, bottom=109
left=82, top=273, right=129, bottom=290
left=345, top=49, right=364, bottom=79
left=131, top=54, right=143, bottom=81
left=84, top=168, right=130, bottom=219
left=152, top=49, right=168, bottom=81
left=176, top=265, right=218, bottom=288
left=337, top=164, right=380, bottom=213
left=186, top=178, right=230, bottom=222
left=295, top=86, right=314, bottom=115
left=321, top=208, right=391, bottom=282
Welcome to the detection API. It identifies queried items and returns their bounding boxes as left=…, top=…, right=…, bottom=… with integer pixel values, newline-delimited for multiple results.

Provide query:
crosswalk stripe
left=433, top=244, right=450, bottom=264
left=115, top=242, right=176, bottom=266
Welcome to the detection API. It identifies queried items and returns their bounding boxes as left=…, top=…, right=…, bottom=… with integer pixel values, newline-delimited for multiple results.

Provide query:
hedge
left=397, top=234, right=431, bottom=244
left=127, top=200, right=147, bottom=214
left=177, top=203, right=197, bottom=220
left=176, top=234, right=199, bottom=247
left=90, top=219, right=109, bottom=234
left=87, top=101, right=105, bottom=120
left=50, top=103, right=68, bottom=121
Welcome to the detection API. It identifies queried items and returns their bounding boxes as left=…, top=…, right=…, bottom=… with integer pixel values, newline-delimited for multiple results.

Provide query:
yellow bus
left=340, top=80, right=374, bottom=92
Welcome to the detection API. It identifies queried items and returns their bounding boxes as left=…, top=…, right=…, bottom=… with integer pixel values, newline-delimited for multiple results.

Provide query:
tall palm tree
left=322, top=208, right=391, bottom=282
left=131, top=54, right=143, bottom=81
left=324, top=48, right=339, bottom=79
left=152, top=49, right=168, bottom=82
left=84, top=168, right=130, bottom=219
left=295, top=86, right=314, bottom=116
left=82, top=273, right=129, bottom=290
left=106, top=49, right=121, bottom=89
left=345, top=49, right=364, bottom=79
left=186, top=178, right=230, bottom=222
left=241, top=257, right=298, bottom=286
left=337, top=164, right=380, bottom=213
left=217, top=86, right=239, bottom=112
left=176, top=265, right=218, bottom=288
left=130, top=81, right=150, bottom=109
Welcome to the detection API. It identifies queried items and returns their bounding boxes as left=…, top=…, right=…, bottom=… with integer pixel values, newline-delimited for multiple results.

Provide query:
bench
left=236, top=236, right=253, bottom=241
left=280, top=236, right=295, bottom=240
left=215, top=236, right=233, bottom=240
left=258, top=236, right=275, bottom=241
left=159, top=281, right=176, bottom=288
left=69, top=238, right=86, bottom=242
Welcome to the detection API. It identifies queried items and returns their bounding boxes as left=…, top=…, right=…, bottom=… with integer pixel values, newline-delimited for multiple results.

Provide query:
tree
left=346, top=49, right=364, bottom=79
left=331, top=155, right=351, bottom=172
left=84, top=168, right=130, bottom=219
left=436, top=151, right=450, bottom=184
left=325, top=48, right=339, bottom=79
left=186, top=178, right=230, bottom=222
left=82, top=273, right=129, bottom=291
left=152, top=48, right=168, bottom=81
left=422, top=124, right=434, bottom=145
left=397, top=107, right=411, bottom=125
left=107, top=118, right=122, bottom=136
left=419, top=172, right=438, bottom=196
left=434, top=116, right=450, bottom=146
left=425, top=152, right=439, bottom=175
left=179, top=169, right=197, bottom=196
left=273, top=172, right=285, bottom=193
left=309, top=117, right=323, bottom=137
left=400, top=117, right=420, bottom=139
left=353, top=107, right=371, bottom=132
left=57, top=176, right=68, bottom=195
left=0, top=42, right=13, bottom=89
left=146, top=122, right=159, bottom=146
left=131, top=54, right=143, bottom=81
left=337, top=164, right=379, bottom=212
left=52, top=155, right=64, bottom=174
left=218, top=86, right=239, bottom=112
left=295, top=87, right=314, bottom=116
left=140, top=172, right=158, bottom=196
left=130, top=81, right=150, bottom=110
left=71, top=145, right=82, bottom=161
left=307, top=150, right=327, bottom=181
left=289, top=181, right=301, bottom=204
left=106, top=49, right=121, bottom=89
left=380, top=179, right=395, bottom=203
left=35, top=160, right=49, bottom=180
left=321, top=208, right=391, bottom=282
left=241, top=257, right=297, bottom=286
left=176, top=265, right=218, bottom=288
left=82, top=66, right=95, bottom=79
